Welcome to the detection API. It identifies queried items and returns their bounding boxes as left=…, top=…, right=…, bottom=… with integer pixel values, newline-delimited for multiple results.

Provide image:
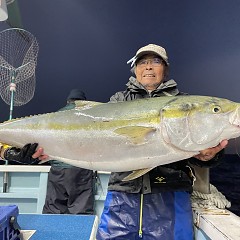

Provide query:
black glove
left=4, top=143, right=39, bottom=165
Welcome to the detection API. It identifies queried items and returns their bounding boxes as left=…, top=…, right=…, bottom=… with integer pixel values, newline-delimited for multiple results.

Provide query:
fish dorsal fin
left=123, top=168, right=154, bottom=181
left=74, top=100, right=103, bottom=110
left=114, top=126, right=156, bottom=144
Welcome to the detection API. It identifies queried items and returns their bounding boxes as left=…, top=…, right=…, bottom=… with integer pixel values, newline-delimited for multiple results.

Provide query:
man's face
left=135, top=54, right=165, bottom=91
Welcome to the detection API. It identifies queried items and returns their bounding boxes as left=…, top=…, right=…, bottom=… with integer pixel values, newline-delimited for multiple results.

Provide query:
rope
left=191, top=184, right=231, bottom=210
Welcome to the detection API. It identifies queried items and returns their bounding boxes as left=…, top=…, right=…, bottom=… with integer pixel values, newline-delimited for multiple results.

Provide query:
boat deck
left=1, top=165, right=240, bottom=239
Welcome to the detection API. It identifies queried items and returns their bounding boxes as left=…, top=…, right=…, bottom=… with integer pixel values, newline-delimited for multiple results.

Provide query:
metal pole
left=3, top=71, right=15, bottom=193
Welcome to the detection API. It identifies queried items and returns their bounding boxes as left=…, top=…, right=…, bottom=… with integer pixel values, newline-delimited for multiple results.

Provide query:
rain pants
left=96, top=191, right=194, bottom=240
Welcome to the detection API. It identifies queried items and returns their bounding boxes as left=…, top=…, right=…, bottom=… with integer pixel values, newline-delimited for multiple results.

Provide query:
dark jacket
left=108, top=77, right=223, bottom=194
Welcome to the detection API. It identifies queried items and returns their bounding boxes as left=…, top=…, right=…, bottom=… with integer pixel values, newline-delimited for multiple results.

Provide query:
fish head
left=161, top=96, right=240, bottom=151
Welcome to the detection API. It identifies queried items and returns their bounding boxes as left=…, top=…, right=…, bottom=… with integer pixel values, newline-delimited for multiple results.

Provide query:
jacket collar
left=126, top=77, right=178, bottom=94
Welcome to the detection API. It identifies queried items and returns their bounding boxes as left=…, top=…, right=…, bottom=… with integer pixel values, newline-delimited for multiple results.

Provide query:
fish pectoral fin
left=114, top=126, right=156, bottom=144
left=75, top=100, right=103, bottom=109
left=122, top=168, right=154, bottom=181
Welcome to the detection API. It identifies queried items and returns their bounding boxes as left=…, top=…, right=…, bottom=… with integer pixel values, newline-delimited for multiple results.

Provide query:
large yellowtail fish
left=0, top=95, right=240, bottom=176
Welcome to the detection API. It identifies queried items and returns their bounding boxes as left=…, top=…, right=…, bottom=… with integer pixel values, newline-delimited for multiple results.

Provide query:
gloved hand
left=4, top=143, right=40, bottom=165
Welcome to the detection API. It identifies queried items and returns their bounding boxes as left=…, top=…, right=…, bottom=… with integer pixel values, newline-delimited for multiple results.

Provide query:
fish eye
left=212, top=106, right=221, bottom=113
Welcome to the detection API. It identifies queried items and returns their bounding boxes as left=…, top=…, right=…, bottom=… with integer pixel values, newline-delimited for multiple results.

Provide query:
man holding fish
left=0, top=44, right=228, bottom=239
left=95, top=44, right=227, bottom=240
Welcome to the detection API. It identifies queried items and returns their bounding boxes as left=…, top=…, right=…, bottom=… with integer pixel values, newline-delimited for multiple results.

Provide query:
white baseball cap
left=127, top=44, right=169, bottom=67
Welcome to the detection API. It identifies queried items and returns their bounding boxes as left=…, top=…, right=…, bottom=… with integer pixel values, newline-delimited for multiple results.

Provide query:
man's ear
left=130, top=66, right=136, bottom=77
left=163, top=65, right=169, bottom=81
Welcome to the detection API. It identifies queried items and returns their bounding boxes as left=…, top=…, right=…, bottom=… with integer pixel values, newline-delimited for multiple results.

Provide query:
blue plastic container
left=0, top=205, right=20, bottom=240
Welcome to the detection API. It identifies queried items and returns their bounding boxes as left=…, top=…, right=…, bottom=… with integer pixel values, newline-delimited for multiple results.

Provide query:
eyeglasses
left=136, top=58, right=163, bottom=67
